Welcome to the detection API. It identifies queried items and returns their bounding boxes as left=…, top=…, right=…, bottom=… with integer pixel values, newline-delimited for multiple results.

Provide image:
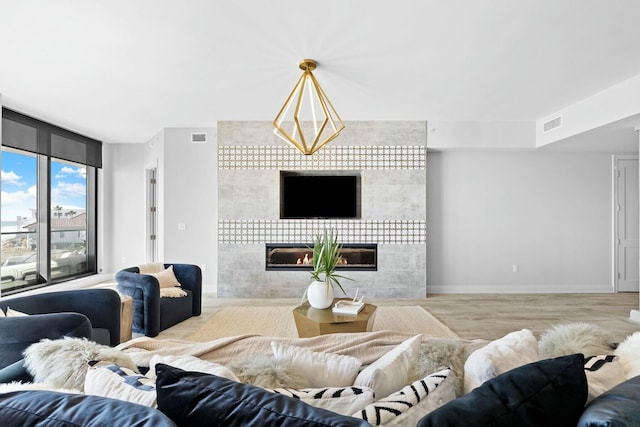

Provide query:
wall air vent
left=543, top=116, right=562, bottom=132
left=191, top=132, right=207, bottom=143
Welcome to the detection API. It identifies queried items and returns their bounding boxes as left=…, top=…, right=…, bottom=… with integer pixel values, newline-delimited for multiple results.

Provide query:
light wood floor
left=156, top=293, right=640, bottom=344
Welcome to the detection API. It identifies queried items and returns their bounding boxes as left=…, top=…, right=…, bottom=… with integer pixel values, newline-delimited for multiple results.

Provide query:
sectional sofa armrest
left=0, top=359, right=32, bottom=384
left=171, top=263, right=202, bottom=316
left=0, top=289, right=121, bottom=347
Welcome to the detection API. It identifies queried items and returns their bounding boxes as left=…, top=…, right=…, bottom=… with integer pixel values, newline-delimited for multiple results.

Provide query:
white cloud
left=1, top=170, right=25, bottom=186
left=51, top=181, right=86, bottom=204
left=55, top=166, right=86, bottom=179
left=1, top=186, right=37, bottom=219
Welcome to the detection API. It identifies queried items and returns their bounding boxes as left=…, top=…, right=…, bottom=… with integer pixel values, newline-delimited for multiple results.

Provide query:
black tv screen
left=280, top=172, right=360, bottom=219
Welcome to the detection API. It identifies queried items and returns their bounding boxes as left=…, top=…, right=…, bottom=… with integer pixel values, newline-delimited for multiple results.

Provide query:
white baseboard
left=426, top=283, right=613, bottom=294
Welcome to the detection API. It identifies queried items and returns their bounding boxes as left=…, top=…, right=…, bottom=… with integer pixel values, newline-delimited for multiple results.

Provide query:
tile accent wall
left=217, top=121, right=427, bottom=299
left=218, top=219, right=426, bottom=244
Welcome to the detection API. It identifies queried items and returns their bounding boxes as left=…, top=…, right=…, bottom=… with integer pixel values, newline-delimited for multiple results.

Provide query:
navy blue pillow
left=417, top=354, right=588, bottom=427
left=155, top=364, right=370, bottom=427
left=578, top=374, right=640, bottom=427
left=0, top=390, right=175, bottom=426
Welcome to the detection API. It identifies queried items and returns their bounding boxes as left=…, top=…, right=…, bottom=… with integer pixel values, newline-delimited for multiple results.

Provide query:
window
left=1, top=108, right=101, bottom=295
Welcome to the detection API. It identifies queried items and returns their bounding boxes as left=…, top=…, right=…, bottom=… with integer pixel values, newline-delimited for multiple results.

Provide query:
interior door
left=615, top=156, right=639, bottom=292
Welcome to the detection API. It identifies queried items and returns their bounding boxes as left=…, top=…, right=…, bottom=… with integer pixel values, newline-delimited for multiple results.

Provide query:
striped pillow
left=270, top=385, right=375, bottom=415
left=584, top=355, right=626, bottom=402
left=84, top=361, right=157, bottom=407
left=354, top=368, right=455, bottom=426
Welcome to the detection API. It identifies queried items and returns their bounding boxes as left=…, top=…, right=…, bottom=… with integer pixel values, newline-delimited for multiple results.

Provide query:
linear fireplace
left=266, top=243, right=377, bottom=271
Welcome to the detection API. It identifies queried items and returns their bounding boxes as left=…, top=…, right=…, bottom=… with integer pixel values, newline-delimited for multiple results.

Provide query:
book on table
left=332, top=300, right=365, bottom=316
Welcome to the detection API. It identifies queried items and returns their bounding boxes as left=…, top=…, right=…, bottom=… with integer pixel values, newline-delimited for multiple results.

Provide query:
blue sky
left=1, top=150, right=86, bottom=222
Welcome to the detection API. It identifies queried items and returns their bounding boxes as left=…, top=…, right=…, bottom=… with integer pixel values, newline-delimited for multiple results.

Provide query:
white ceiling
left=1, top=0, right=640, bottom=147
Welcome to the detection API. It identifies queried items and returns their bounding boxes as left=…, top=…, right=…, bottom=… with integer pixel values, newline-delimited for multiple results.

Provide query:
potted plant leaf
left=304, top=229, right=352, bottom=309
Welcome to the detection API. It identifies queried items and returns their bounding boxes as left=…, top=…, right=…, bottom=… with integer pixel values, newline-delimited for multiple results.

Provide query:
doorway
left=613, top=155, right=639, bottom=292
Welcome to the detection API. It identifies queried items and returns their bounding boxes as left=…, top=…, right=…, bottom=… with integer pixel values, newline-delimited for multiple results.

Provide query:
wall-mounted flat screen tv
left=280, top=171, right=361, bottom=219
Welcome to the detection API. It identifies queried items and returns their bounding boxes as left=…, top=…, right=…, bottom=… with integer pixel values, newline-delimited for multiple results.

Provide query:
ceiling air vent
left=191, top=132, right=207, bottom=143
left=543, top=116, right=562, bottom=132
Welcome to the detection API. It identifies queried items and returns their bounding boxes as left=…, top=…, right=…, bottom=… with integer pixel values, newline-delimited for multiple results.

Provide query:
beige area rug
left=189, top=306, right=458, bottom=341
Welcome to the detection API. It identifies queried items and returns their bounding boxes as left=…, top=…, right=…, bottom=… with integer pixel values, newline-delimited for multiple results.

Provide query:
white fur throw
left=24, top=337, right=138, bottom=391
left=538, top=323, right=612, bottom=359
left=159, top=287, right=187, bottom=298
left=227, top=355, right=311, bottom=389
left=614, top=331, right=640, bottom=379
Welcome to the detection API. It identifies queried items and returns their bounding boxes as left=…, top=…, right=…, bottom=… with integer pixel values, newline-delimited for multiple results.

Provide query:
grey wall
left=217, top=121, right=428, bottom=299
left=427, top=150, right=613, bottom=292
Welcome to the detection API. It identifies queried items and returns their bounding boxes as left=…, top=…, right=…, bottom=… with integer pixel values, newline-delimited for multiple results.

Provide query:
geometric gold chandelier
left=273, top=59, right=345, bottom=155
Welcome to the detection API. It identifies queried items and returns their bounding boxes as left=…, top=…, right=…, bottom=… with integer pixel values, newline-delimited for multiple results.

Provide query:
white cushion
left=271, top=341, right=362, bottom=388
left=353, top=335, right=422, bottom=399
left=584, top=355, right=626, bottom=403
left=271, top=385, right=375, bottom=415
left=353, top=368, right=455, bottom=426
left=614, top=331, right=640, bottom=379
left=84, top=361, right=157, bottom=407
left=463, top=329, right=538, bottom=394
left=147, top=354, right=239, bottom=382
left=150, top=265, right=182, bottom=289
left=138, top=262, right=165, bottom=274
left=0, top=308, right=4, bottom=317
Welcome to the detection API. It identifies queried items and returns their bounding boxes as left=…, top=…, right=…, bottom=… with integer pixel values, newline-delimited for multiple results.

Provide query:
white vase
left=307, top=280, right=334, bottom=309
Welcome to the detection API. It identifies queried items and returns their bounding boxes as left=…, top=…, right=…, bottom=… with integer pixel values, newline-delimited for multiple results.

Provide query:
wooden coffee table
left=292, top=299, right=377, bottom=338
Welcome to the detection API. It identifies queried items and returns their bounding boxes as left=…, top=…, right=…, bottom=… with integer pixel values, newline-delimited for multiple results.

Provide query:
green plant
left=309, top=229, right=352, bottom=295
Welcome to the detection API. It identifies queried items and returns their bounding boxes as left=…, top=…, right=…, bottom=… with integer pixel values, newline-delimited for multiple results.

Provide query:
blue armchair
left=0, top=288, right=122, bottom=383
left=116, top=263, right=202, bottom=337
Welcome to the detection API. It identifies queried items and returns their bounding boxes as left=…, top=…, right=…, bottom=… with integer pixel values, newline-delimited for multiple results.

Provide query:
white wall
left=104, top=128, right=217, bottom=291
left=161, top=128, right=217, bottom=291
left=427, top=150, right=613, bottom=293
left=101, top=142, right=147, bottom=273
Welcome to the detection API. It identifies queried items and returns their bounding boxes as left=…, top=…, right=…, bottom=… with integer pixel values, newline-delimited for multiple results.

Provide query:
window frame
left=1, top=107, right=101, bottom=295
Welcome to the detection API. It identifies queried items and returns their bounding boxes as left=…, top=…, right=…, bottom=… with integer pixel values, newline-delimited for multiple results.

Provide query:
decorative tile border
left=218, top=219, right=426, bottom=245
left=218, top=145, right=426, bottom=170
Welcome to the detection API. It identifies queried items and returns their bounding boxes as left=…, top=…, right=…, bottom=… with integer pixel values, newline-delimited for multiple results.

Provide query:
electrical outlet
left=178, top=223, right=186, bottom=231
left=512, top=264, right=519, bottom=273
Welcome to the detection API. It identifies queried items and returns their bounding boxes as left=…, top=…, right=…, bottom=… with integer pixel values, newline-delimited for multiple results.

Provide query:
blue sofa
left=116, top=264, right=202, bottom=337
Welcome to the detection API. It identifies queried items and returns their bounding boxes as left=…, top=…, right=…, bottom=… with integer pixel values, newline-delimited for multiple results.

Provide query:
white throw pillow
left=271, top=385, right=375, bottom=415
left=6, top=307, right=29, bottom=317
left=353, top=335, right=422, bottom=399
left=138, top=262, right=165, bottom=274
left=271, top=342, right=362, bottom=388
left=85, top=361, right=157, bottom=407
left=353, top=368, right=455, bottom=426
left=0, top=308, right=5, bottom=317
left=463, top=329, right=539, bottom=394
left=150, top=265, right=182, bottom=289
left=614, top=331, right=640, bottom=379
left=584, top=355, right=626, bottom=403
left=147, top=354, right=239, bottom=382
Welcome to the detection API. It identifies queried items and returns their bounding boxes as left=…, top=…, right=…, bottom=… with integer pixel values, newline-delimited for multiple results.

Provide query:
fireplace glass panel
left=266, top=243, right=377, bottom=271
